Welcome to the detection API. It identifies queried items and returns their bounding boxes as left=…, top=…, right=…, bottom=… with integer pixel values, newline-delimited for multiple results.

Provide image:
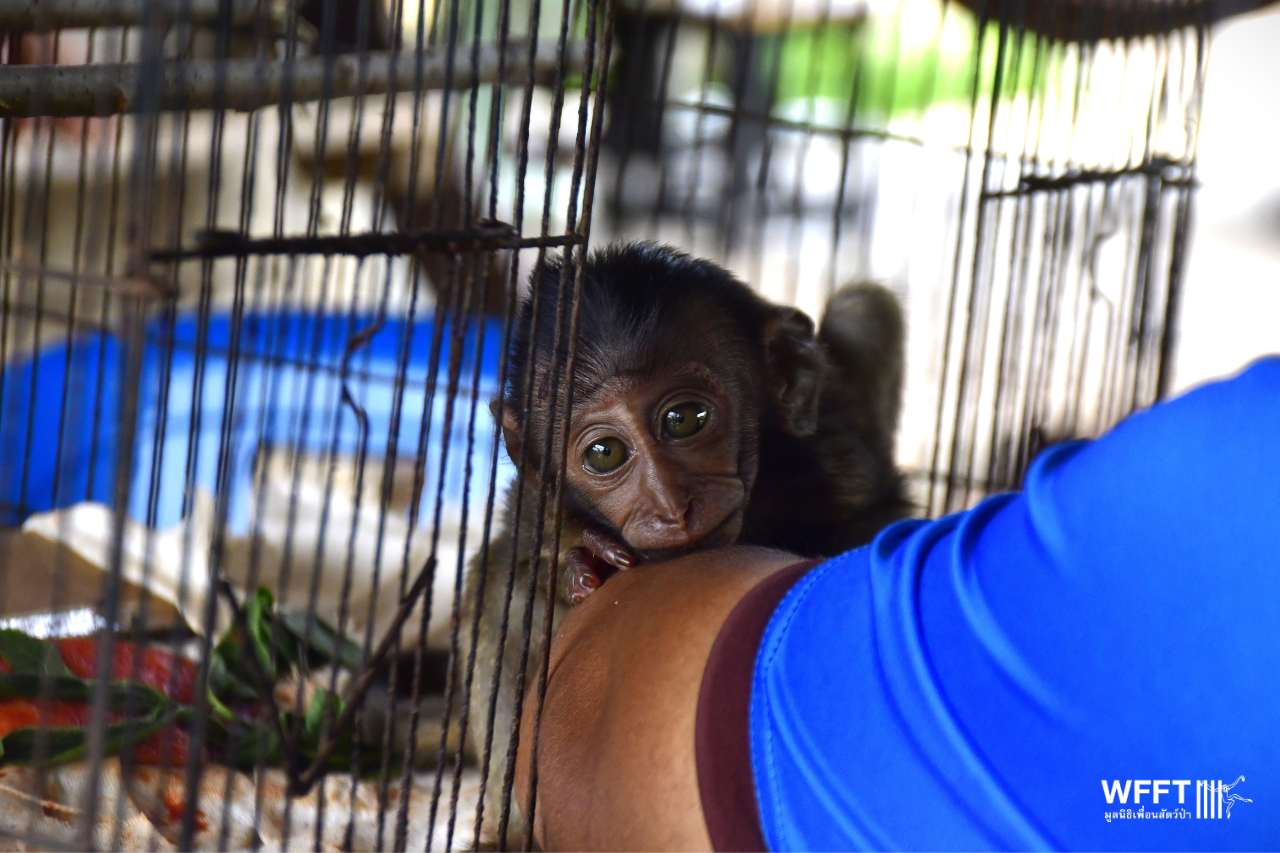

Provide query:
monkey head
left=498, top=242, right=825, bottom=560
left=562, top=361, right=747, bottom=554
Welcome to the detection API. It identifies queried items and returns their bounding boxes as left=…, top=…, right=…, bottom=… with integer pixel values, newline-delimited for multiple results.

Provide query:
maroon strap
left=696, top=560, right=818, bottom=852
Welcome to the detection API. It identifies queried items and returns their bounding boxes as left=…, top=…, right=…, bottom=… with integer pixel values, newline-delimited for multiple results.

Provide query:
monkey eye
left=662, top=401, right=710, bottom=440
left=583, top=436, right=629, bottom=474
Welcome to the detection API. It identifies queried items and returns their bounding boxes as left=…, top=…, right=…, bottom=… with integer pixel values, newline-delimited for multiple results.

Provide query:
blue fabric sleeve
left=749, top=356, right=1280, bottom=851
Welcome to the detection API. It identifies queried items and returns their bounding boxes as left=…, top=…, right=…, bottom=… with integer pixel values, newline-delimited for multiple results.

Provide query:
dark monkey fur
left=459, top=242, right=907, bottom=842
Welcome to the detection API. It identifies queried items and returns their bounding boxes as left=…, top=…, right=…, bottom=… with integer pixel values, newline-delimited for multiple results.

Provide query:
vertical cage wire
left=594, top=0, right=1214, bottom=515
left=0, top=0, right=1267, bottom=849
left=0, top=0, right=613, bottom=848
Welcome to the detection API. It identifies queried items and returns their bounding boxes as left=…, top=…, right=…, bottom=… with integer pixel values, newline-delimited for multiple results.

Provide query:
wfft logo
left=1100, top=775, right=1253, bottom=823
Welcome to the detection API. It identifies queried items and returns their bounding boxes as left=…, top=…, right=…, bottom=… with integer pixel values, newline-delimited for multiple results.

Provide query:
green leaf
left=209, top=606, right=279, bottom=703
left=245, top=587, right=279, bottom=681
left=303, top=688, right=344, bottom=741
left=204, top=715, right=283, bottom=771
left=0, top=674, right=170, bottom=717
left=0, top=707, right=176, bottom=767
left=277, top=611, right=365, bottom=671
left=268, top=620, right=303, bottom=671
left=207, top=648, right=260, bottom=703
left=0, top=630, right=73, bottom=678
left=203, top=679, right=237, bottom=725
left=0, top=727, right=92, bottom=765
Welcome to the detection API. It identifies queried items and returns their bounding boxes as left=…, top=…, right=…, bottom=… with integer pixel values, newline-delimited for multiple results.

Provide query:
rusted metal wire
left=0, top=0, right=294, bottom=33
left=150, top=222, right=581, bottom=260
left=0, top=40, right=591, bottom=117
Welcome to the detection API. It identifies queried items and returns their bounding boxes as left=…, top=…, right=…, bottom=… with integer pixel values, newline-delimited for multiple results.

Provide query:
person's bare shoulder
left=518, top=546, right=802, bottom=851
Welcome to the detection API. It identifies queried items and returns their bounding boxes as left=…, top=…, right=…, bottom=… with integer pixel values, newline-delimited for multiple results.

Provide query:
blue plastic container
left=0, top=311, right=509, bottom=533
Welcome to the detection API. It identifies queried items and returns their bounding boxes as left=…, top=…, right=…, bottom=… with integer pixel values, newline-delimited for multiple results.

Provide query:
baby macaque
left=459, top=242, right=907, bottom=844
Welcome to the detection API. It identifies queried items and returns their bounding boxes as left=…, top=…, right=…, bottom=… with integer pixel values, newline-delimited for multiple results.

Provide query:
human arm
left=513, top=545, right=803, bottom=851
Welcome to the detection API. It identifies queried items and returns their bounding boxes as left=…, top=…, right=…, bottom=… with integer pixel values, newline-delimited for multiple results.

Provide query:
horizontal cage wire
left=0, top=0, right=1271, bottom=849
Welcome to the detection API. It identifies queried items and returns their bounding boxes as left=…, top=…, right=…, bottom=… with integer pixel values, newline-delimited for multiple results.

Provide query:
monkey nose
left=654, top=498, right=693, bottom=531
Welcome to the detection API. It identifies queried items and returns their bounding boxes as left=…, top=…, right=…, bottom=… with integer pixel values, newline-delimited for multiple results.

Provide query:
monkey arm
left=513, top=546, right=803, bottom=850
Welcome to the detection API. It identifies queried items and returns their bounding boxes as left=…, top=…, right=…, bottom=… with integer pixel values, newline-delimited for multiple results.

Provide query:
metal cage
left=0, top=0, right=1270, bottom=849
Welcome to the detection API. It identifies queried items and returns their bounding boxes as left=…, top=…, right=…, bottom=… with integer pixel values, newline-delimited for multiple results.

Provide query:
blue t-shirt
left=750, top=357, right=1280, bottom=850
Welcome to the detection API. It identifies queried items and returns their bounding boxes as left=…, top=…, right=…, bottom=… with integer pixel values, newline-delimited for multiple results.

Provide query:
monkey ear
left=491, top=399, right=526, bottom=469
left=764, top=306, right=825, bottom=437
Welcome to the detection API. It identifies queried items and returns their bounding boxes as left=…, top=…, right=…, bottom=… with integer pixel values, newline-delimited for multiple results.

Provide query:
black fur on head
left=499, top=241, right=825, bottom=470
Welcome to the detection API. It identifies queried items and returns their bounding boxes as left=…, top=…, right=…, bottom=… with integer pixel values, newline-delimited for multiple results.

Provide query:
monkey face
left=565, top=364, right=750, bottom=556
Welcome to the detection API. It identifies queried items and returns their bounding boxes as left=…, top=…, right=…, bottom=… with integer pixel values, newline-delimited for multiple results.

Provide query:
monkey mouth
left=638, top=507, right=743, bottom=562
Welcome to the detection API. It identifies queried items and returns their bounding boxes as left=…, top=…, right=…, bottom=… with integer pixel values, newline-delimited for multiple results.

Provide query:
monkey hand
left=580, top=526, right=636, bottom=573
left=562, top=528, right=636, bottom=605
left=563, top=547, right=608, bottom=605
